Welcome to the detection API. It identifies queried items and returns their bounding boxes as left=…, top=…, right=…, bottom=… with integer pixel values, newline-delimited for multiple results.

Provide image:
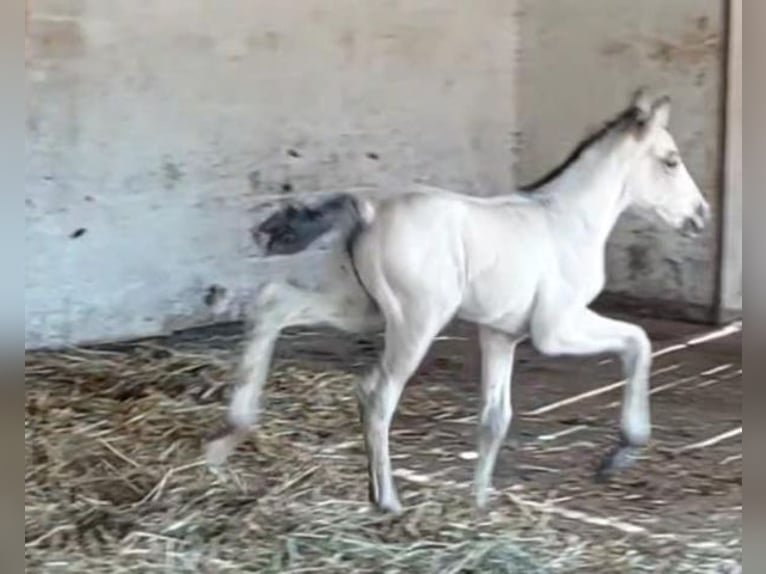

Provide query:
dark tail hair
left=254, top=193, right=375, bottom=256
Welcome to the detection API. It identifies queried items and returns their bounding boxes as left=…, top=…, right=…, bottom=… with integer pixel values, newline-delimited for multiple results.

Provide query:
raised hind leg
left=474, top=327, right=518, bottom=509
left=206, top=275, right=381, bottom=467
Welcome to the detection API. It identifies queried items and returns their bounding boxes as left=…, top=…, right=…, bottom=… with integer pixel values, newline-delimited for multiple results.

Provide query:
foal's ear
left=649, top=95, right=671, bottom=129
left=630, top=88, right=653, bottom=124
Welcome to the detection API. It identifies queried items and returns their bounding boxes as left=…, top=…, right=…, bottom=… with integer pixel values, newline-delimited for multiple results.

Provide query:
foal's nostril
left=681, top=215, right=703, bottom=236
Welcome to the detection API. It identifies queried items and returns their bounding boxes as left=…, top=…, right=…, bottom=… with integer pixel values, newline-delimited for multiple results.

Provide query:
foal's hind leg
left=474, top=327, right=518, bottom=509
left=356, top=315, right=447, bottom=513
left=206, top=278, right=380, bottom=467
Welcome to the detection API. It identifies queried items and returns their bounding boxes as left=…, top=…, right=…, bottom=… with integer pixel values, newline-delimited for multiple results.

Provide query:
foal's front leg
left=474, top=327, right=518, bottom=509
left=531, top=307, right=652, bottom=479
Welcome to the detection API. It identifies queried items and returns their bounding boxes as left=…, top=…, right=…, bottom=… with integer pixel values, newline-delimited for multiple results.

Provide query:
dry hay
left=25, top=340, right=739, bottom=573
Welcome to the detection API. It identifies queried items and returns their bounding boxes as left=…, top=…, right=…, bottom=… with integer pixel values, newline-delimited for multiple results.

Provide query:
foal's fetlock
left=374, top=492, right=403, bottom=515
left=205, top=423, right=244, bottom=468
left=473, top=466, right=495, bottom=510
left=594, top=432, right=645, bottom=482
left=474, top=486, right=492, bottom=511
left=367, top=479, right=402, bottom=514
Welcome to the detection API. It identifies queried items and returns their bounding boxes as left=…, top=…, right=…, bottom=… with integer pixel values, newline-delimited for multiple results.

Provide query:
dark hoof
left=205, top=422, right=237, bottom=443
left=595, top=442, right=642, bottom=482
left=595, top=451, right=619, bottom=483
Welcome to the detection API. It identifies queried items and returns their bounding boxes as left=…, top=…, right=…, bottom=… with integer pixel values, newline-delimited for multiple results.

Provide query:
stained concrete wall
left=515, top=0, right=727, bottom=321
left=26, top=0, right=517, bottom=348
left=26, top=0, right=734, bottom=348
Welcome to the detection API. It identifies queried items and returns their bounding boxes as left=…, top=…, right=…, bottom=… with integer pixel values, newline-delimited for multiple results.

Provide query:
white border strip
left=505, top=492, right=647, bottom=535
left=597, top=321, right=742, bottom=365
left=524, top=364, right=680, bottom=416
left=676, top=427, right=742, bottom=453
left=654, top=321, right=742, bottom=358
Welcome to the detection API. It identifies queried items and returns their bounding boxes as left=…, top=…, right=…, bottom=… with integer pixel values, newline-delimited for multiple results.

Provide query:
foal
left=207, top=90, right=710, bottom=513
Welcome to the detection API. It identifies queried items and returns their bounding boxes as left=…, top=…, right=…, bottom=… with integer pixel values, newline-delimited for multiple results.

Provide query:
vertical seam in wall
left=712, top=0, right=733, bottom=324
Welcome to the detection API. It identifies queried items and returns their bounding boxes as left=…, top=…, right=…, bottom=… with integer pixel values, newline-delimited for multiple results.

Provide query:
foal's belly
left=457, top=304, right=532, bottom=336
left=456, top=269, right=539, bottom=336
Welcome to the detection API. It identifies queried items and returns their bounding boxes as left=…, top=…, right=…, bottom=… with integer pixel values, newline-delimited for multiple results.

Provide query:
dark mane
left=518, top=105, right=640, bottom=192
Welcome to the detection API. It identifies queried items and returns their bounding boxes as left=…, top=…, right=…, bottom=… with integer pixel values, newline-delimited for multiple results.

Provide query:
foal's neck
left=540, top=137, right=636, bottom=252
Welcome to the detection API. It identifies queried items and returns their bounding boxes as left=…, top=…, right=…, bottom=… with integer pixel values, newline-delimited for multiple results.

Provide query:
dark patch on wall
left=601, top=40, right=631, bottom=57
left=203, top=284, right=228, bottom=307
left=28, top=18, right=85, bottom=61
left=594, top=292, right=715, bottom=325
left=365, top=152, right=380, bottom=160
left=70, top=228, right=87, bottom=239
left=663, top=257, right=684, bottom=288
left=177, top=33, right=215, bottom=52
left=281, top=182, right=294, bottom=194
left=647, top=26, right=720, bottom=67
left=27, top=114, right=39, bottom=136
left=285, top=277, right=311, bottom=291
left=248, top=170, right=261, bottom=190
left=338, top=29, right=356, bottom=62
left=601, top=19, right=720, bottom=69
left=287, top=149, right=301, bottom=158
left=247, top=31, right=281, bottom=52
left=627, top=244, right=650, bottom=278
left=162, top=160, right=184, bottom=190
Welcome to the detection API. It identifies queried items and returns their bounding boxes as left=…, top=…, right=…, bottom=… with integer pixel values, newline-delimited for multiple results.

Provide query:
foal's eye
left=663, top=156, right=679, bottom=169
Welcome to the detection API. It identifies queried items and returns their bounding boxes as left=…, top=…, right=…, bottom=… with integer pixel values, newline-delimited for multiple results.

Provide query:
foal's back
left=353, top=189, right=552, bottom=333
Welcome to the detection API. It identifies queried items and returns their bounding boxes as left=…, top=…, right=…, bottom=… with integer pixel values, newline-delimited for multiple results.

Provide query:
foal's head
left=622, top=90, right=711, bottom=236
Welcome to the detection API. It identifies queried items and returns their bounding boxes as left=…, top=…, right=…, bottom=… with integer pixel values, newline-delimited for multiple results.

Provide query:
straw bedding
left=25, top=333, right=739, bottom=573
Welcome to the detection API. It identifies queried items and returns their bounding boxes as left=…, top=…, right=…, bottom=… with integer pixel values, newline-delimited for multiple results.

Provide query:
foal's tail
left=253, top=193, right=376, bottom=256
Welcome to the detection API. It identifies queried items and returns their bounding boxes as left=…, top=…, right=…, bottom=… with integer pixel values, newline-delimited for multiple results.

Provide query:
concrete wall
left=515, top=0, right=727, bottom=321
left=26, top=0, right=517, bottom=348
left=26, top=0, right=735, bottom=348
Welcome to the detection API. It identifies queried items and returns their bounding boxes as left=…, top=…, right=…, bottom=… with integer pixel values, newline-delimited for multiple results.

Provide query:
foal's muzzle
left=680, top=215, right=704, bottom=237
left=680, top=202, right=710, bottom=238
